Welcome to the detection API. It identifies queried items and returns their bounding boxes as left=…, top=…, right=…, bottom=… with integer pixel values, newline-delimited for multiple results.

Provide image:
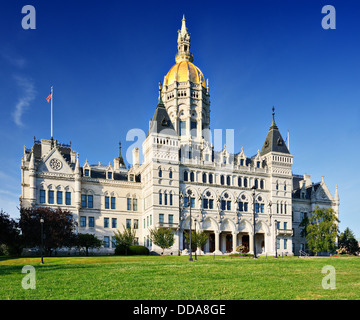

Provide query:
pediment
left=37, top=147, right=74, bottom=174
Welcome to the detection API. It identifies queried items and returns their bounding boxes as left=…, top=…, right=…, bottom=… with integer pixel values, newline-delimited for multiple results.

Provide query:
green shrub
left=114, top=244, right=127, bottom=255
left=114, top=244, right=149, bottom=256
left=128, top=245, right=149, bottom=255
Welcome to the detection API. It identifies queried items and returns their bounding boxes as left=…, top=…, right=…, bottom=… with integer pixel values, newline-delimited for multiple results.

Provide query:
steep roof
left=260, top=107, right=290, bottom=156
left=147, top=94, right=176, bottom=137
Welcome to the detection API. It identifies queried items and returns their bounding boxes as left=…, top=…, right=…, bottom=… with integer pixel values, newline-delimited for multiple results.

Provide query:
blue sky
left=0, top=0, right=359, bottom=238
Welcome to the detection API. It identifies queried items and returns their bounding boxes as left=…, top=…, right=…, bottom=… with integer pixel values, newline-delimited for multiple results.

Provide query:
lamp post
left=194, top=218, right=197, bottom=261
left=187, top=189, right=193, bottom=262
left=274, top=219, right=278, bottom=258
left=268, top=200, right=272, bottom=257
left=251, top=185, right=257, bottom=259
left=40, top=218, right=44, bottom=264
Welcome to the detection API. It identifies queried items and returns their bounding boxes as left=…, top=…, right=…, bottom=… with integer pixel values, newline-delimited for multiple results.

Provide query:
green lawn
left=0, top=255, right=359, bottom=300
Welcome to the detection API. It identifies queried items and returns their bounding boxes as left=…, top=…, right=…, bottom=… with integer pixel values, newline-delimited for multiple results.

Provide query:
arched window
left=202, top=173, right=207, bottom=183
left=158, top=168, right=162, bottom=178
left=209, top=173, right=213, bottom=184
left=202, top=191, right=214, bottom=210
left=254, top=179, right=259, bottom=189
left=260, top=180, right=264, bottom=189
left=190, top=171, right=194, bottom=182
left=169, top=169, right=173, bottom=179
left=238, top=177, right=242, bottom=187
left=244, top=178, right=248, bottom=188
left=220, top=175, right=224, bottom=185
left=226, top=176, right=231, bottom=186
left=184, top=171, right=188, bottom=182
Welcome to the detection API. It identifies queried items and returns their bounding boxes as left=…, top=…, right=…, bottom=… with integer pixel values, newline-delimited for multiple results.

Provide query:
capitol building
left=20, top=17, right=339, bottom=256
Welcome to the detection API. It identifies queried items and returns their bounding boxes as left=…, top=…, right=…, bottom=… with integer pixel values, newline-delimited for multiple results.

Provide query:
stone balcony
left=277, top=229, right=293, bottom=236
left=156, top=222, right=179, bottom=229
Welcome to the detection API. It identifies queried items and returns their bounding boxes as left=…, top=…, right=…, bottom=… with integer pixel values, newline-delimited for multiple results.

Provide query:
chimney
left=132, top=147, right=139, bottom=166
left=303, top=174, right=312, bottom=187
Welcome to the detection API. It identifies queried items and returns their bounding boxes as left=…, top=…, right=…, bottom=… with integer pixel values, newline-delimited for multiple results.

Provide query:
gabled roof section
left=147, top=85, right=177, bottom=137
left=260, top=107, right=290, bottom=156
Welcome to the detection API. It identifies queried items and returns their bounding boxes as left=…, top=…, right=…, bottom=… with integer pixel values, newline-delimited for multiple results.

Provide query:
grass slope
left=0, top=255, right=359, bottom=300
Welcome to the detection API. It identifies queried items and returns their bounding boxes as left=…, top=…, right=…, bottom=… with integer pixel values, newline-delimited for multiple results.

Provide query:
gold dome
left=163, top=60, right=205, bottom=88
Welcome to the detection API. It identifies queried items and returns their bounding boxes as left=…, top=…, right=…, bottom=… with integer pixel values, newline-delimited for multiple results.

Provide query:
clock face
left=50, top=158, right=62, bottom=171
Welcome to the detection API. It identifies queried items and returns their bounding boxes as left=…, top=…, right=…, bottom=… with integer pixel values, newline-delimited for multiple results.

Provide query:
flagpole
left=51, top=86, right=53, bottom=141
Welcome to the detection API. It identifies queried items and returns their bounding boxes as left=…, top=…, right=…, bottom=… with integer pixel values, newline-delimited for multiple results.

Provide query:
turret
left=74, top=153, right=81, bottom=210
left=29, top=150, right=36, bottom=205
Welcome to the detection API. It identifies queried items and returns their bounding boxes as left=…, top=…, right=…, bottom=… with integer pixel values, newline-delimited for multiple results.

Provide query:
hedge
left=114, top=245, right=149, bottom=256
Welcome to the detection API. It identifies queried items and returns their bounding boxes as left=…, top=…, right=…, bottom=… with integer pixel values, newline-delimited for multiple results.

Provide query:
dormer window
left=84, top=169, right=90, bottom=177
left=240, top=159, right=244, bottom=166
left=256, top=161, right=260, bottom=168
left=107, top=171, right=113, bottom=179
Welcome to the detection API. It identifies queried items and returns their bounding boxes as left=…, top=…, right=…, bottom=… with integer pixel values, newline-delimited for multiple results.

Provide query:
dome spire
left=176, top=15, right=193, bottom=63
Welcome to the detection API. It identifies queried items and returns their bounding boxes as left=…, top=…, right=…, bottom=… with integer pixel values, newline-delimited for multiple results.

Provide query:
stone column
left=221, top=233, right=226, bottom=252
left=214, top=230, right=222, bottom=254
left=249, top=232, right=254, bottom=254
left=232, top=232, right=238, bottom=253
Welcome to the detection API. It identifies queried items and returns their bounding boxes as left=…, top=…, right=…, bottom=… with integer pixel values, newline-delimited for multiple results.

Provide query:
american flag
left=46, top=92, right=52, bottom=103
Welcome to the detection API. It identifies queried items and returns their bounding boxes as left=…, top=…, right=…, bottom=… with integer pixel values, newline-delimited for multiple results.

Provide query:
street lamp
left=186, top=189, right=193, bottom=262
left=40, top=218, right=44, bottom=264
left=194, top=218, right=197, bottom=261
left=251, top=185, right=257, bottom=259
left=274, top=219, right=278, bottom=258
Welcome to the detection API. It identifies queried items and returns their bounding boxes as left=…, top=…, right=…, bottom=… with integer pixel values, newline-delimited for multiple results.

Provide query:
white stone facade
left=19, top=17, right=339, bottom=256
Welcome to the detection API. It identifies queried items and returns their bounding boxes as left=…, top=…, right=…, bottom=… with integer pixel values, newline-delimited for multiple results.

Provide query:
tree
left=19, top=207, right=77, bottom=256
left=304, top=206, right=339, bottom=255
left=149, top=227, right=174, bottom=254
left=184, top=230, right=208, bottom=252
left=0, top=210, right=21, bottom=255
left=338, top=227, right=359, bottom=255
left=76, top=233, right=102, bottom=256
left=113, top=224, right=136, bottom=255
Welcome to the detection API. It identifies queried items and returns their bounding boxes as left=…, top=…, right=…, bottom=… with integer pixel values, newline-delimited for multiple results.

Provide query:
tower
left=140, top=85, right=181, bottom=252
left=260, top=107, right=294, bottom=254
left=161, top=16, right=210, bottom=162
